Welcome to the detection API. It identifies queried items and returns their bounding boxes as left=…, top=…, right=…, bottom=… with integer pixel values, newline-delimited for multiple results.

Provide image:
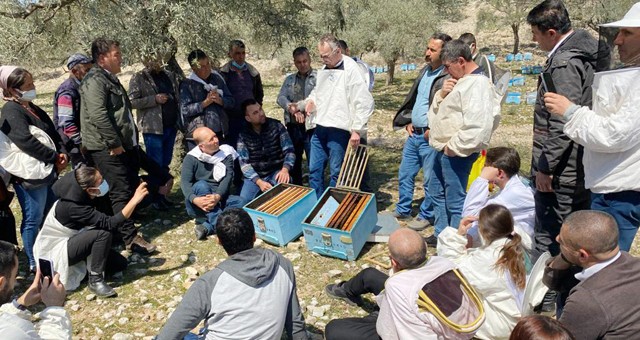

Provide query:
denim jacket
left=276, top=69, right=316, bottom=129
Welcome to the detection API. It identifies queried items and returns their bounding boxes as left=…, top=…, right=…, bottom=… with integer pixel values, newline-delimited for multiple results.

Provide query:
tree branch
left=0, top=0, right=79, bottom=19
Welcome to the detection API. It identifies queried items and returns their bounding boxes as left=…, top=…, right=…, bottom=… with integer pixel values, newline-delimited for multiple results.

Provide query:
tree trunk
left=386, top=59, right=396, bottom=85
left=512, top=23, right=520, bottom=55
left=166, top=54, right=185, bottom=80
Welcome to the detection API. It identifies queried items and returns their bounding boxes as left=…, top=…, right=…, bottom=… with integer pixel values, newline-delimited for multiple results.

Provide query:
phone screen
left=38, top=258, right=53, bottom=283
left=541, top=72, right=557, bottom=93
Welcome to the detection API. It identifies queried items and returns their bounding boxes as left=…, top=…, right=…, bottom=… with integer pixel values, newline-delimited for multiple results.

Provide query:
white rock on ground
left=327, top=270, right=342, bottom=278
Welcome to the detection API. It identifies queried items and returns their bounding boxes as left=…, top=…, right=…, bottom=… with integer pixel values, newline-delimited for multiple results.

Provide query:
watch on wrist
left=12, top=299, right=27, bottom=311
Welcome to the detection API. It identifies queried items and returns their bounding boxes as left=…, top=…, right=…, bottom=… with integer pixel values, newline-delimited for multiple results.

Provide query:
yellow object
left=417, top=269, right=486, bottom=334
left=466, top=150, right=487, bottom=191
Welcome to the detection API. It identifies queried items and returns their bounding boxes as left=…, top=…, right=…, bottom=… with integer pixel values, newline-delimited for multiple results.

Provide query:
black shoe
left=88, top=276, right=117, bottom=298
left=324, top=282, right=363, bottom=306
left=194, top=224, right=208, bottom=240
left=126, top=234, right=157, bottom=254
left=425, top=234, right=438, bottom=248
left=161, top=196, right=177, bottom=209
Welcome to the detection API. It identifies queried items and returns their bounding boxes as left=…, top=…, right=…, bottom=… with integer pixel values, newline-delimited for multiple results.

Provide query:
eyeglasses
left=320, top=48, right=339, bottom=60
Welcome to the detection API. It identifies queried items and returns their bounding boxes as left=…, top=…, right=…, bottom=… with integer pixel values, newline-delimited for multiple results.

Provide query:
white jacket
left=563, top=67, right=640, bottom=193
left=0, top=125, right=55, bottom=180
left=376, top=256, right=479, bottom=340
left=428, top=74, right=501, bottom=156
left=0, top=302, right=72, bottom=340
left=34, top=202, right=89, bottom=291
left=463, top=175, right=535, bottom=249
left=437, top=228, right=521, bottom=340
left=305, top=56, right=374, bottom=133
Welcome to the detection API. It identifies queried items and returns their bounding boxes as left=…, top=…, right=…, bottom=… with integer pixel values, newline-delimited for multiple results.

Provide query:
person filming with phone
left=0, top=240, right=71, bottom=339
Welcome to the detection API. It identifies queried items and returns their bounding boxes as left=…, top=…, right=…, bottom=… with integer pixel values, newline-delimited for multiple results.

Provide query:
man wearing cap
left=53, top=53, right=93, bottom=168
left=544, top=2, right=640, bottom=252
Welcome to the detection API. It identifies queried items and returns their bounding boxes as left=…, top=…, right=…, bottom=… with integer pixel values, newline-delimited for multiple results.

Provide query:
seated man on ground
left=181, top=127, right=244, bottom=240
left=463, top=147, right=535, bottom=249
left=0, top=240, right=71, bottom=339
left=324, top=228, right=483, bottom=340
left=237, top=99, right=295, bottom=202
left=544, top=210, right=640, bottom=339
left=34, top=166, right=148, bottom=297
left=157, top=208, right=309, bottom=340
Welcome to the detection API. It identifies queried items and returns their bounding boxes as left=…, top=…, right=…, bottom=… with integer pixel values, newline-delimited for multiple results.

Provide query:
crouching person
left=181, top=127, right=245, bottom=240
left=324, top=228, right=484, bottom=340
left=0, top=240, right=71, bottom=339
left=157, top=208, right=309, bottom=340
left=34, top=166, right=148, bottom=297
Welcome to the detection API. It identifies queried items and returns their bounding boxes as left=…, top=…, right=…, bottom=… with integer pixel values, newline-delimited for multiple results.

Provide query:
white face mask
left=94, top=180, right=110, bottom=197
left=17, top=89, right=37, bottom=102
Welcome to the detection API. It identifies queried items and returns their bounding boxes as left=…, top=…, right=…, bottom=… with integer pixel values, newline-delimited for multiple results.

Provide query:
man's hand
left=109, top=146, right=125, bottom=156
left=17, top=270, right=42, bottom=307
left=202, top=91, right=222, bottom=108
left=155, top=93, right=169, bottom=104
left=423, top=129, right=430, bottom=141
left=287, top=103, right=298, bottom=115
left=443, top=145, right=456, bottom=157
left=349, top=131, right=361, bottom=148
left=457, top=216, right=478, bottom=236
left=132, top=182, right=149, bottom=205
left=256, top=179, right=273, bottom=192
left=158, top=178, right=173, bottom=196
left=55, top=153, right=68, bottom=173
left=40, top=272, right=66, bottom=308
left=293, top=112, right=305, bottom=124
left=441, top=79, right=458, bottom=98
left=405, top=123, right=414, bottom=135
left=304, top=100, right=316, bottom=116
left=193, top=195, right=217, bottom=212
left=536, top=173, right=554, bottom=192
left=275, top=168, right=290, bottom=184
left=544, top=92, right=573, bottom=116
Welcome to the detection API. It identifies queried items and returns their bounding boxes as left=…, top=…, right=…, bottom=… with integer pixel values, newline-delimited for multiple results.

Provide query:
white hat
left=601, top=2, right=640, bottom=27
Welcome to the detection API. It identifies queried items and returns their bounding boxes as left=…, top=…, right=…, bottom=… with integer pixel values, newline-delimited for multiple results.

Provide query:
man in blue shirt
left=391, top=33, right=452, bottom=236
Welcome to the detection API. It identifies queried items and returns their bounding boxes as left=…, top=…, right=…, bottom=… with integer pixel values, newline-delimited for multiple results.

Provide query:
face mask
left=94, top=180, right=110, bottom=197
left=231, top=61, right=246, bottom=70
left=17, top=89, right=37, bottom=102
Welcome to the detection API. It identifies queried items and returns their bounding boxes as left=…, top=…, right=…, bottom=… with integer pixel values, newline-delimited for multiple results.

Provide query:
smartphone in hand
left=38, top=258, right=54, bottom=283
left=541, top=72, right=557, bottom=93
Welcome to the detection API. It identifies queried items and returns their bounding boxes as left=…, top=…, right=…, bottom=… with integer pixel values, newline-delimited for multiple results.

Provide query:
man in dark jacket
left=391, top=33, right=451, bottom=240
left=527, top=0, right=596, bottom=261
left=543, top=210, right=640, bottom=339
left=180, top=49, right=234, bottom=151
left=219, top=40, right=264, bottom=147
left=181, top=127, right=244, bottom=240
left=53, top=53, right=92, bottom=169
left=80, top=38, right=171, bottom=255
left=237, top=99, right=295, bottom=202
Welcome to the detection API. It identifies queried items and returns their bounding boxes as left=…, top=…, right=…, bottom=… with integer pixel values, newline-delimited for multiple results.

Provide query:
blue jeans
left=591, top=191, right=640, bottom=252
left=396, top=133, right=437, bottom=220
left=430, top=152, right=478, bottom=235
left=185, top=180, right=245, bottom=234
left=143, top=127, right=177, bottom=171
left=309, top=126, right=350, bottom=198
left=239, top=171, right=287, bottom=202
left=14, top=183, right=55, bottom=269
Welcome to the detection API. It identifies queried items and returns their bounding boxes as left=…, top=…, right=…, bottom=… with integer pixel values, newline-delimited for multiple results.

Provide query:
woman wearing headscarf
left=0, top=66, right=68, bottom=271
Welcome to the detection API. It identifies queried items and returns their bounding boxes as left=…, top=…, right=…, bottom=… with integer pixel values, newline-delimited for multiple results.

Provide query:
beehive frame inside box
left=244, top=183, right=316, bottom=246
left=302, top=187, right=377, bottom=261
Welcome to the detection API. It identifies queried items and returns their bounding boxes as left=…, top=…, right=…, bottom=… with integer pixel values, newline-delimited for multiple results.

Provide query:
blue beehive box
left=302, top=187, right=377, bottom=261
left=505, top=54, right=514, bottom=62
left=488, top=54, right=496, bottom=62
left=524, top=53, right=533, bottom=61
left=509, top=76, right=526, bottom=86
left=506, top=92, right=522, bottom=104
left=515, top=53, right=524, bottom=61
left=244, top=183, right=317, bottom=246
left=526, top=91, right=537, bottom=105
left=521, top=66, right=532, bottom=74
left=532, top=65, right=543, bottom=74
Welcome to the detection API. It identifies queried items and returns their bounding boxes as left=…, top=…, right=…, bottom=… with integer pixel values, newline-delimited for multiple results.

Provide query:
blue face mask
left=94, top=180, right=110, bottom=197
left=231, top=61, right=246, bottom=70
